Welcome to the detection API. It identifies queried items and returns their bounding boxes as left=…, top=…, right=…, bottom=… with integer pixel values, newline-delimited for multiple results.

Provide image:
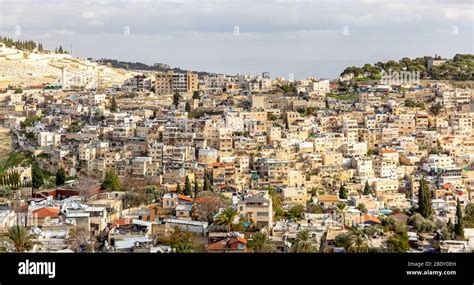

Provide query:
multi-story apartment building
left=395, top=114, right=416, bottom=136
left=79, top=143, right=97, bottom=161
left=38, top=132, right=61, bottom=147
left=237, top=192, right=273, bottom=229
left=256, top=158, right=290, bottom=183
left=131, top=157, right=157, bottom=177
left=355, top=158, right=374, bottom=181
left=122, top=75, right=153, bottom=92
left=374, top=156, right=398, bottom=179
left=343, top=118, right=358, bottom=143
left=438, top=89, right=471, bottom=109
left=422, top=154, right=454, bottom=172
left=373, top=178, right=399, bottom=196
left=155, top=71, right=198, bottom=95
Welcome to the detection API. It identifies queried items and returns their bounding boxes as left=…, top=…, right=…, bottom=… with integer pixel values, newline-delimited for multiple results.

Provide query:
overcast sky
left=0, top=0, right=473, bottom=79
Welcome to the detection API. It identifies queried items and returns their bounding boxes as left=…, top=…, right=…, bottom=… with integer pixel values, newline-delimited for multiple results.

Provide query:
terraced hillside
left=0, top=127, right=13, bottom=164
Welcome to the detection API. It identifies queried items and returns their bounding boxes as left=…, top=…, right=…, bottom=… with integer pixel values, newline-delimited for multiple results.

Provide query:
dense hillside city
left=0, top=39, right=473, bottom=254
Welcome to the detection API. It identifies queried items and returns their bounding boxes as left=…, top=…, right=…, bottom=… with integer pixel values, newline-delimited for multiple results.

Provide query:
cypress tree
left=194, top=177, right=199, bottom=197
left=32, top=164, right=43, bottom=189
left=184, top=176, right=191, bottom=196
left=203, top=170, right=210, bottom=191
left=173, top=92, right=180, bottom=108
left=176, top=182, right=182, bottom=195
left=110, top=96, right=118, bottom=112
left=454, top=198, right=464, bottom=240
left=56, top=168, right=66, bottom=186
left=101, top=171, right=120, bottom=191
left=417, top=177, right=432, bottom=219
left=339, top=184, right=347, bottom=199
left=363, top=181, right=371, bottom=195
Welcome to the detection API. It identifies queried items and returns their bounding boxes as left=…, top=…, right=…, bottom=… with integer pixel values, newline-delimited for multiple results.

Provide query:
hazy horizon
left=0, top=0, right=473, bottom=79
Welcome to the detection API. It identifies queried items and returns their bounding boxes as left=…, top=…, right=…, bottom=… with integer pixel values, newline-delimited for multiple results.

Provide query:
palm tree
left=214, top=207, right=239, bottom=232
left=335, top=202, right=347, bottom=226
left=3, top=225, right=41, bottom=252
left=267, top=186, right=282, bottom=209
left=291, top=229, right=319, bottom=253
left=176, top=242, right=194, bottom=253
left=345, top=228, right=373, bottom=253
left=249, top=232, right=275, bottom=252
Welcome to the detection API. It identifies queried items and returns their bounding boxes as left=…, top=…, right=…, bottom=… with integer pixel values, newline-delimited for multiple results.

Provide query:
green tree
left=345, top=228, right=373, bottom=253
left=184, top=176, right=192, bottom=196
left=185, top=101, right=191, bottom=112
left=192, top=90, right=201, bottom=100
left=173, top=92, right=181, bottom=108
left=409, top=213, right=434, bottom=232
left=454, top=198, right=464, bottom=240
left=339, top=184, right=348, bottom=199
left=267, top=186, right=283, bottom=216
left=165, top=226, right=199, bottom=253
left=55, top=168, right=66, bottom=186
left=286, top=204, right=304, bottom=220
left=442, top=218, right=455, bottom=240
left=214, top=207, right=239, bottom=232
left=122, top=191, right=141, bottom=210
left=291, top=229, right=319, bottom=253
left=363, top=181, right=372, bottom=195
left=463, top=203, right=474, bottom=228
left=430, top=102, right=443, bottom=116
left=203, top=171, right=211, bottom=191
left=110, top=96, right=118, bottom=112
left=193, top=177, right=199, bottom=197
left=417, top=177, right=432, bottom=219
left=357, top=203, right=368, bottom=214
left=32, top=164, right=43, bottom=189
left=386, top=231, right=409, bottom=253
left=101, top=171, right=120, bottom=191
left=58, top=45, right=64, bottom=53
left=175, top=242, right=194, bottom=253
left=249, top=232, right=275, bottom=252
left=2, top=225, right=41, bottom=252
left=145, top=186, right=160, bottom=203
left=404, top=99, right=417, bottom=108
left=176, top=182, right=182, bottom=195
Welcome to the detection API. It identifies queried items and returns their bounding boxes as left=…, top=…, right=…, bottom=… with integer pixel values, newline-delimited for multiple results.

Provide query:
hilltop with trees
left=0, top=36, right=67, bottom=54
left=340, top=54, right=474, bottom=81
left=97, top=58, right=213, bottom=77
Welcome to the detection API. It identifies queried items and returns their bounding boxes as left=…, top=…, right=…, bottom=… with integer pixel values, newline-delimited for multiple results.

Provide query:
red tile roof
left=178, top=195, right=193, bottom=202
left=233, top=237, right=247, bottom=244
left=379, top=149, right=398, bottom=154
left=31, top=207, right=60, bottom=218
left=112, top=218, right=132, bottom=226
left=356, top=214, right=381, bottom=224
left=442, top=183, right=453, bottom=190
left=207, top=237, right=247, bottom=251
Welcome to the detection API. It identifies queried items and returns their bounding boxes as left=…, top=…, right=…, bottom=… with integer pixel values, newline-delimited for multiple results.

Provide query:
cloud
left=0, top=0, right=472, bottom=78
